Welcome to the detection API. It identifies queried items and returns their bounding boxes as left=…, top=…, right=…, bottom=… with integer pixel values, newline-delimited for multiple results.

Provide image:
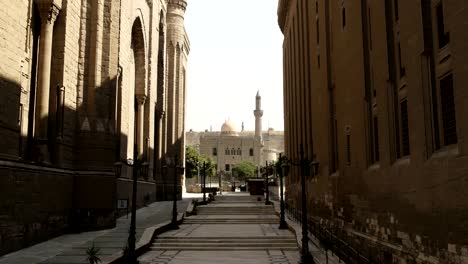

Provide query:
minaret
left=254, top=91, right=263, bottom=139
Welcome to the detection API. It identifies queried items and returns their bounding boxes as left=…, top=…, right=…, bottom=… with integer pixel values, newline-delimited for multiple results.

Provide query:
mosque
left=187, top=92, right=284, bottom=173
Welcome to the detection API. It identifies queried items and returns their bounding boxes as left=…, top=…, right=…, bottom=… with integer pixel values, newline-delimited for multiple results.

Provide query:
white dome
left=221, top=120, right=238, bottom=136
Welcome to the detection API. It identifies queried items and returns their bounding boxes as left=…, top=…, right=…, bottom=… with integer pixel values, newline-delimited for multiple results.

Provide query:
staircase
left=144, top=193, right=299, bottom=261
left=151, top=236, right=298, bottom=251
left=196, top=205, right=275, bottom=215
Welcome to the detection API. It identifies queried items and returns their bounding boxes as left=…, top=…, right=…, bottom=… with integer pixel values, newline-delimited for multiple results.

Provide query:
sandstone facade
left=278, top=0, right=468, bottom=263
left=0, top=0, right=189, bottom=255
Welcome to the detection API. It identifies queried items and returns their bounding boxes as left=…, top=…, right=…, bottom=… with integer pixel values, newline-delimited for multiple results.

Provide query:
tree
left=232, top=160, right=256, bottom=182
left=185, top=145, right=201, bottom=179
left=185, top=146, right=216, bottom=179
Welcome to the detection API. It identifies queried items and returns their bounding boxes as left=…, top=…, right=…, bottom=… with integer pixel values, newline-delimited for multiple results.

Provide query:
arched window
left=231, top=148, right=235, bottom=155
left=225, top=148, right=230, bottom=155
left=237, top=148, right=242, bottom=155
left=249, top=148, right=254, bottom=156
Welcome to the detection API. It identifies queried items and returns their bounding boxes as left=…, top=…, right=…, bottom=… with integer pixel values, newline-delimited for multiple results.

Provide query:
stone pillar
left=136, top=95, right=146, bottom=159
left=35, top=2, right=60, bottom=157
left=87, top=0, right=104, bottom=121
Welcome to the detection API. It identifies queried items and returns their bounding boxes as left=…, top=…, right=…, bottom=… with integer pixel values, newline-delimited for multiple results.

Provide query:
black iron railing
left=284, top=202, right=381, bottom=264
left=268, top=185, right=280, bottom=202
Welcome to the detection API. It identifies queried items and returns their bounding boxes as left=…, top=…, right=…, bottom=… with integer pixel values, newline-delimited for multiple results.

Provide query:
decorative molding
left=136, top=95, right=147, bottom=105
left=37, top=2, right=60, bottom=24
left=168, top=0, right=187, bottom=11
left=146, top=0, right=153, bottom=8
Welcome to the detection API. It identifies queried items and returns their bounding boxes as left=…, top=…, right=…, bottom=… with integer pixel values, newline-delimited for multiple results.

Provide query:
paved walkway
left=139, top=193, right=301, bottom=264
left=0, top=194, right=197, bottom=264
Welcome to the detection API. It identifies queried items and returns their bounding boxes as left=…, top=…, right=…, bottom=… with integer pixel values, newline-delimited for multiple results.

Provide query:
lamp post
left=276, top=153, right=288, bottom=229
left=113, top=151, right=148, bottom=264
left=202, top=161, right=207, bottom=203
left=282, top=144, right=319, bottom=264
left=218, top=171, right=222, bottom=195
left=197, top=160, right=200, bottom=185
left=162, top=154, right=184, bottom=229
left=263, top=161, right=272, bottom=205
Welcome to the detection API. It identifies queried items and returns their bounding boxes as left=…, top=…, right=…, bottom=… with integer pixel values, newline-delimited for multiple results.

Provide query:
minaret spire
left=254, top=91, right=263, bottom=139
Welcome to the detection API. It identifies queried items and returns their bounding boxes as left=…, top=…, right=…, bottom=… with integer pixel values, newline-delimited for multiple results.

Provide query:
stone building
left=278, top=0, right=468, bottom=263
left=0, top=0, right=189, bottom=255
left=188, top=92, right=284, bottom=173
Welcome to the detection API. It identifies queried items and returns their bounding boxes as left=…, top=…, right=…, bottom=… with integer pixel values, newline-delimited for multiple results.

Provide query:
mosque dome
left=221, top=120, right=238, bottom=136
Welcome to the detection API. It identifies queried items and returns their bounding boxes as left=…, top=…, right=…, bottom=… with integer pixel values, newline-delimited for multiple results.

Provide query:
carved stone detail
left=37, top=2, right=60, bottom=24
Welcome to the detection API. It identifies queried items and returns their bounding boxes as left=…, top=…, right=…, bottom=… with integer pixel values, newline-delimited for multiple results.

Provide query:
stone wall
left=278, top=0, right=468, bottom=263
left=0, top=0, right=190, bottom=255
left=0, top=161, right=73, bottom=255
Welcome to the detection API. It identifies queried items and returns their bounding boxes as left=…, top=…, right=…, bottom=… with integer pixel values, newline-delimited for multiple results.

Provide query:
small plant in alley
left=85, top=242, right=101, bottom=264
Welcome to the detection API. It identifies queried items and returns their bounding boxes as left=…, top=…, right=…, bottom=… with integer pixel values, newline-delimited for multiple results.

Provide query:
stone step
left=150, top=238, right=299, bottom=251
left=154, top=238, right=297, bottom=244
left=211, top=201, right=260, bottom=203
left=183, top=219, right=279, bottom=224
left=197, top=207, right=274, bottom=211
left=150, top=246, right=299, bottom=251
left=196, top=212, right=275, bottom=215
left=156, top=236, right=295, bottom=240
left=215, top=196, right=260, bottom=200
left=153, top=241, right=297, bottom=247
left=197, top=206, right=273, bottom=210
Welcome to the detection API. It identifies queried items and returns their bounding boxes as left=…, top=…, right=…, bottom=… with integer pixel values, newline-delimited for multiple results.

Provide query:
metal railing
left=284, top=202, right=385, bottom=264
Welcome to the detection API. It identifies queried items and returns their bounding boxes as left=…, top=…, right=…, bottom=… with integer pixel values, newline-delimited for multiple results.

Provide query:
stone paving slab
left=160, top=223, right=295, bottom=238
left=140, top=250, right=300, bottom=264
left=192, top=215, right=278, bottom=219
left=202, top=203, right=271, bottom=207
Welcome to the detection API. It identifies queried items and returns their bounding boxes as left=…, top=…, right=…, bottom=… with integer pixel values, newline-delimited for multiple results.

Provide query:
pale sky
left=184, top=0, right=284, bottom=132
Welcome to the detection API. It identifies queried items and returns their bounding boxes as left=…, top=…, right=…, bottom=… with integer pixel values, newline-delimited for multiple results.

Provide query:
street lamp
left=282, top=144, right=319, bottom=264
left=113, top=152, right=146, bottom=264
left=202, top=161, right=207, bottom=203
left=262, top=161, right=273, bottom=205
left=162, top=154, right=184, bottom=229
left=197, top=160, right=200, bottom=185
left=276, top=153, right=288, bottom=229
left=218, top=171, right=222, bottom=195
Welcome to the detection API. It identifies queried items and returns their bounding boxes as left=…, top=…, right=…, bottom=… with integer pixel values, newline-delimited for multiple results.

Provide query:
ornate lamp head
left=113, top=161, right=122, bottom=178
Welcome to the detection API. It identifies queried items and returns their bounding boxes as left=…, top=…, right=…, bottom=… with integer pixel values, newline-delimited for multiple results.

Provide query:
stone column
left=35, top=2, right=60, bottom=155
left=87, top=0, right=104, bottom=121
left=155, top=110, right=164, bottom=167
left=136, top=95, right=146, bottom=159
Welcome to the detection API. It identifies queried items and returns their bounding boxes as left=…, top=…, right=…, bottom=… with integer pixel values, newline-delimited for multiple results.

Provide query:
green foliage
left=185, top=145, right=200, bottom=178
left=185, top=146, right=216, bottom=179
left=202, top=156, right=216, bottom=177
left=85, top=242, right=101, bottom=264
left=232, top=160, right=256, bottom=182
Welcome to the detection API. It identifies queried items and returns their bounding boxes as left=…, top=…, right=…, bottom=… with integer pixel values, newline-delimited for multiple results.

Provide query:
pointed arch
left=131, top=17, right=147, bottom=96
